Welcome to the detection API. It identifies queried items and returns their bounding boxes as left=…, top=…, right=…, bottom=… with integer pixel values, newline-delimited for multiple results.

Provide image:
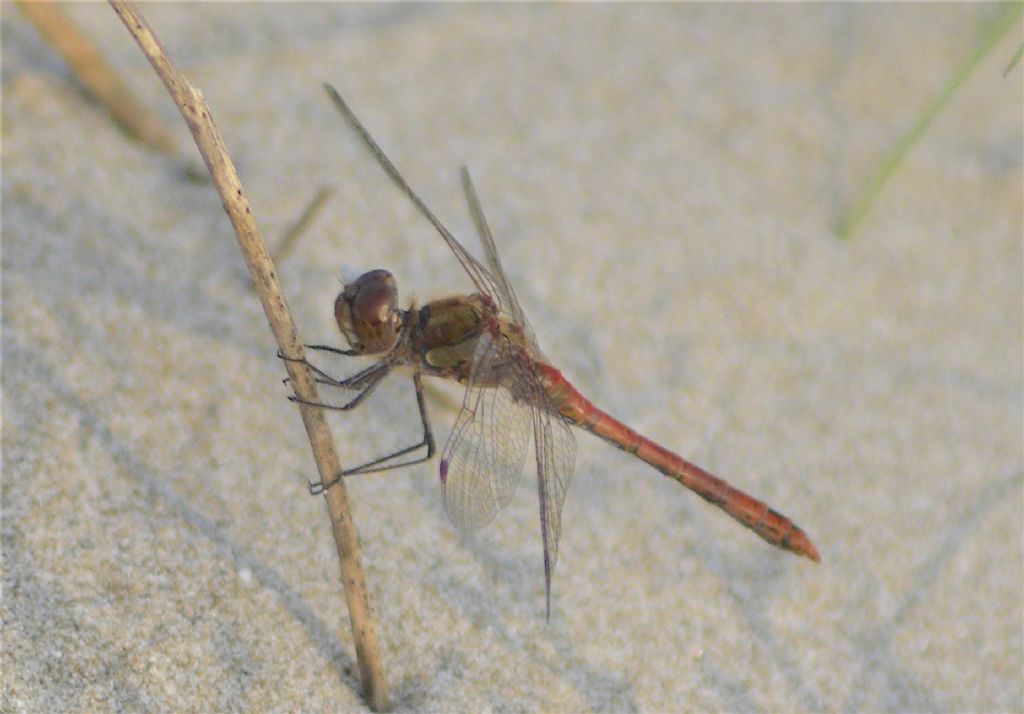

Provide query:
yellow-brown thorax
left=413, top=294, right=491, bottom=381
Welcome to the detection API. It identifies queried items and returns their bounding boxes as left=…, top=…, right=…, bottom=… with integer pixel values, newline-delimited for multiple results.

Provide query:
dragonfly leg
left=304, top=343, right=361, bottom=357
left=342, top=372, right=436, bottom=474
left=288, top=361, right=390, bottom=411
left=309, top=373, right=436, bottom=493
left=278, top=343, right=361, bottom=359
left=279, top=348, right=381, bottom=390
left=283, top=374, right=366, bottom=390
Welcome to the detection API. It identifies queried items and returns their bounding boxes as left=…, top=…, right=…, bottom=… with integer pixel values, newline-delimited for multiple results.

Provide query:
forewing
left=324, top=84, right=502, bottom=304
left=440, top=332, right=532, bottom=529
left=460, top=168, right=522, bottom=319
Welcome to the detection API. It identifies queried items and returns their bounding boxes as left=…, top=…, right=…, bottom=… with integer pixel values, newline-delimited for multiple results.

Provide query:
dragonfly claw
left=307, top=475, right=341, bottom=496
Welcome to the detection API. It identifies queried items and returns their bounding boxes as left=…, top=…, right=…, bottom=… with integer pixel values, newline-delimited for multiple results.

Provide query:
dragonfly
left=289, top=84, right=820, bottom=619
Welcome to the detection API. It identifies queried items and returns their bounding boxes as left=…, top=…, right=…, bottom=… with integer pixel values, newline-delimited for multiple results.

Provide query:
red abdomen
left=536, top=363, right=820, bottom=562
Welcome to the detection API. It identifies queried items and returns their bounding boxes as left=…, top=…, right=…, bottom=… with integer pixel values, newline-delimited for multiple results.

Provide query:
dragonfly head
left=335, top=269, right=402, bottom=354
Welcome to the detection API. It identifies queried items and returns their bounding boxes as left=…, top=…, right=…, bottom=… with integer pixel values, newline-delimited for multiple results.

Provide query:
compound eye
left=335, top=269, right=400, bottom=354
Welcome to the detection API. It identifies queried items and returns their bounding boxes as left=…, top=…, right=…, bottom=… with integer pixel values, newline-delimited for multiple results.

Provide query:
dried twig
left=18, top=0, right=178, bottom=155
left=106, top=2, right=389, bottom=710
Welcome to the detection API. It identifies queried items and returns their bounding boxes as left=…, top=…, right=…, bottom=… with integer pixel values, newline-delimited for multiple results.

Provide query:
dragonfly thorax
left=335, top=269, right=402, bottom=354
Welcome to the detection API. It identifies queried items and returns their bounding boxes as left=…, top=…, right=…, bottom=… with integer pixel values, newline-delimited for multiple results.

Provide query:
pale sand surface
left=3, top=4, right=1021, bottom=711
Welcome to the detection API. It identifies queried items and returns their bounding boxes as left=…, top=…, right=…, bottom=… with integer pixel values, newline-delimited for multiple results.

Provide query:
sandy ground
left=3, top=4, right=1021, bottom=712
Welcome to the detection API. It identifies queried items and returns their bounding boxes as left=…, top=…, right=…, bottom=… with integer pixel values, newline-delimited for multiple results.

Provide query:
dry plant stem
left=18, top=0, right=178, bottom=155
left=106, top=2, right=389, bottom=710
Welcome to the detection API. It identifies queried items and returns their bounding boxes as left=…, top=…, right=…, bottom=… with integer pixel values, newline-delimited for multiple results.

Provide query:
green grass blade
left=836, top=3, right=1023, bottom=240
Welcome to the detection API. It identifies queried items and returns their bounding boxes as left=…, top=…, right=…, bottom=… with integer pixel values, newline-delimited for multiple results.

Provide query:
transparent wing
left=440, top=331, right=533, bottom=529
left=324, top=85, right=540, bottom=349
left=325, top=84, right=509, bottom=312
left=527, top=378, right=578, bottom=618
left=459, top=167, right=528, bottom=329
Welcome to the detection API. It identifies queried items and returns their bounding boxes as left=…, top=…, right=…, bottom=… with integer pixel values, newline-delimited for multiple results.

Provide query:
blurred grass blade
left=1005, top=41, right=1023, bottom=76
left=836, top=3, right=1023, bottom=239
